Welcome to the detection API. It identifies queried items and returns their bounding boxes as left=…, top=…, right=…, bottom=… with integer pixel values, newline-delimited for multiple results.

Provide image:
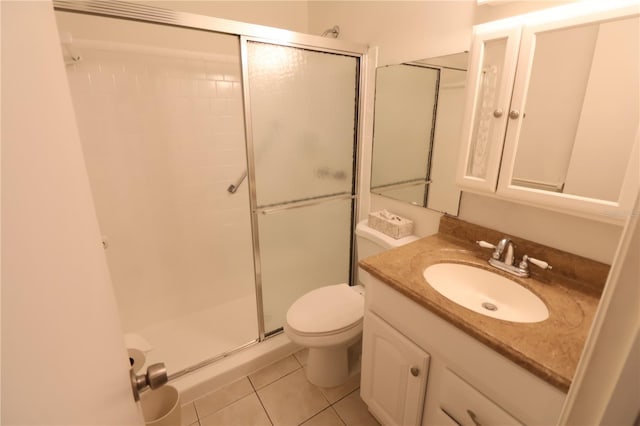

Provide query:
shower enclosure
left=54, top=1, right=366, bottom=378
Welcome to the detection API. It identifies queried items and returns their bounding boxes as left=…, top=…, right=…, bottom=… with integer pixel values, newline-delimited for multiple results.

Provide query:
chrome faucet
left=495, top=238, right=515, bottom=265
left=477, top=238, right=552, bottom=278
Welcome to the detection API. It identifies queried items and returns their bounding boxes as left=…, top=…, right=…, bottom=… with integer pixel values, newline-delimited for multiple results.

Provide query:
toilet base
left=305, top=339, right=362, bottom=388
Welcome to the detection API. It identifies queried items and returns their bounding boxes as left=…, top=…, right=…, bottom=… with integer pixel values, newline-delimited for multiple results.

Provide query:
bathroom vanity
left=361, top=2, right=632, bottom=424
left=359, top=217, right=606, bottom=426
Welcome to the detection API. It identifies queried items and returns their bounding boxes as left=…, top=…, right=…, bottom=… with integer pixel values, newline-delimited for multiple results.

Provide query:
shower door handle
left=227, top=171, right=247, bottom=194
left=130, top=362, right=168, bottom=401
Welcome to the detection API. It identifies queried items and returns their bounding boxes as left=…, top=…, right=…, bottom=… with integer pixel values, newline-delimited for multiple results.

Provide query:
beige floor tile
left=333, top=390, right=380, bottom=426
left=293, top=348, right=308, bottom=366
left=318, top=373, right=361, bottom=404
left=257, top=368, right=329, bottom=426
left=249, top=355, right=301, bottom=390
left=301, top=407, right=345, bottom=426
left=200, top=393, right=271, bottom=426
left=181, top=403, right=198, bottom=426
left=194, top=377, right=254, bottom=418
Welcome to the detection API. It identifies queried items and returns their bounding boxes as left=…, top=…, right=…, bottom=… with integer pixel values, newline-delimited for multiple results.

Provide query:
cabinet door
left=456, top=24, right=521, bottom=192
left=361, top=312, right=430, bottom=426
left=496, top=6, right=640, bottom=223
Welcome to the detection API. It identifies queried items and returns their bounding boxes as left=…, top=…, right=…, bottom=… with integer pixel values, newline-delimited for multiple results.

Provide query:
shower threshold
left=130, top=294, right=259, bottom=381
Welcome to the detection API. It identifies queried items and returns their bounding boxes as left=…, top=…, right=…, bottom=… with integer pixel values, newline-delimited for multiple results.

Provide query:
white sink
left=423, top=263, right=549, bottom=323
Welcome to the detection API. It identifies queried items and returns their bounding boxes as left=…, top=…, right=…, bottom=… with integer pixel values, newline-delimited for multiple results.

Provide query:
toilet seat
left=286, top=283, right=363, bottom=337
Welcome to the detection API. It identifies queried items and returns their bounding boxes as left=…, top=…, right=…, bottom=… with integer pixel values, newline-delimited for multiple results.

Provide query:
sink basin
left=423, top=263, right=549, bottom=323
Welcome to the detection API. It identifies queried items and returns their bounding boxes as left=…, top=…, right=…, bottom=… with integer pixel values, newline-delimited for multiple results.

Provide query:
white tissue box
left=368, top=210, right=414, bottom=239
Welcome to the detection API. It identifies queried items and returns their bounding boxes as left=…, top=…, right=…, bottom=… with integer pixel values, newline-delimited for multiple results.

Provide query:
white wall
left=308, top=1, right=475, bottom=67
left=1, top=2, right=141, bottom=424
left=136, top=0, right=310, bottom=33
left=559, top=192, right=640, bottom=424
left=459, top=193, right=623, bottom=263
left=474, top=1, right=576, bottom=24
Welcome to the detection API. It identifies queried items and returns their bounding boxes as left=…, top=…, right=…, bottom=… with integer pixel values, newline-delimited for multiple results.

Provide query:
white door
left=360, top=312, right=430, bottom=426
left=1, top=1, right=143, bottom=424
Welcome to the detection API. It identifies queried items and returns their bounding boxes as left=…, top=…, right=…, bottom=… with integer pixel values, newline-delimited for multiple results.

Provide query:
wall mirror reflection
left=509, top=16, right=639, bottom=202
left=371, top=52, right=468, bottom=215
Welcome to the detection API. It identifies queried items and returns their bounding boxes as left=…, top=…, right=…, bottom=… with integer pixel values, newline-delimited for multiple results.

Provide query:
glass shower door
left=245, top=41, right=360, bottom=334
left=57, top=11, right=259, bottom=375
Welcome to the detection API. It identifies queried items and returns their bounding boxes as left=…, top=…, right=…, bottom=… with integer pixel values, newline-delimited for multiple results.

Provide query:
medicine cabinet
left=457, top=2, right=640, bottom=223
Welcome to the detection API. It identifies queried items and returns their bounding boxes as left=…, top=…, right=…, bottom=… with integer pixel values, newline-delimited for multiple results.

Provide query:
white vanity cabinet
left=360, top=276, right=566, bottom=426
left=361, top=311, right=430, bottom=426
left=457, top=3, right=640, bottom=223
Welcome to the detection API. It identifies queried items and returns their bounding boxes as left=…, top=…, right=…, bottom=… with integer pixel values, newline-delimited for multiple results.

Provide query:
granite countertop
left=359, top=229, right=604, bottom=393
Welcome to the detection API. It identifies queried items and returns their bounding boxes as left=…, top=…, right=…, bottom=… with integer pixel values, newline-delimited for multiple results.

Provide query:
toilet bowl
left=285, top=283, right=364, bottom=388
left=284, top=219, right=418, bottom=388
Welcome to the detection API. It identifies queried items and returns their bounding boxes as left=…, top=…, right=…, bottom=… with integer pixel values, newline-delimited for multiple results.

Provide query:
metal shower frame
left=53, top=0, right=369, bottom=380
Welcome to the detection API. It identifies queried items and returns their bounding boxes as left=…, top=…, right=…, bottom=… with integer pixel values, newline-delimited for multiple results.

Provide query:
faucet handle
left=476, top=240, right=496, bottom=249
left=519, top=255, right=552, bottom=271
left=476, top=241, right=500, bottom=259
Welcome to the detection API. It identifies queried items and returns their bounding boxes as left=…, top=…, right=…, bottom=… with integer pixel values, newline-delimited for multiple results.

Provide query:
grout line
left=292, top=350, right=305, bottom=367
left=328, top=405, right=347, bottom=426
left=252, top=363, right=303, bottom=391
left=330, top=388, right=357, bottom=426
left=248, top=374, right=258, bottom=391
left=330, top=387, right=360, bottom=406
left=194, top=378, right=255, bottom=422
left=297, top=407, right=328, bottom=426
left=254, top=387, right=275, bottom=426
left=194, top=366, right=362, bottom=426
left=248, top=355, right=301, bottom=389
left=332, top=402, right=349, bottom=426
left=192, top=401, right=201, bottom=422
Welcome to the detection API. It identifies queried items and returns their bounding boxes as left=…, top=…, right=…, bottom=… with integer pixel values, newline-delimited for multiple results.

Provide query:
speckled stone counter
left=359, top=216, right=608, bottom=392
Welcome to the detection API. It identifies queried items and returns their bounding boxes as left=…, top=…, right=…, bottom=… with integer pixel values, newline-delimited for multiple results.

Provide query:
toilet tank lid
left=356, top=219, right=419, bottom=249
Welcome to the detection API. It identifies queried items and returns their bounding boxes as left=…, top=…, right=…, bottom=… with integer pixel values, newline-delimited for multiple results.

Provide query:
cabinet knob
left=509, top=110, right=520, bottom=119
left=410, top=366, right=420, bottom=377
left=492, top=109, right=503, bottom=118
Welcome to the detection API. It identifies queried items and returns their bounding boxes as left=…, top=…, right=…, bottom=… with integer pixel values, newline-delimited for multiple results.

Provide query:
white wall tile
left=65, top=42, right=255, bottom=333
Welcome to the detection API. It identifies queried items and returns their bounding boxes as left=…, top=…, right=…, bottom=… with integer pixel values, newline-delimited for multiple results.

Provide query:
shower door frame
left=240, top=36, right=364, bottom=339
left=53, top=0, right=369, bottom=371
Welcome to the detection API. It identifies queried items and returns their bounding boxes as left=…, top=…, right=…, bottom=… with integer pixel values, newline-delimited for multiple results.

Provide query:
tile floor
left=180, top=349, right=381, bottom=426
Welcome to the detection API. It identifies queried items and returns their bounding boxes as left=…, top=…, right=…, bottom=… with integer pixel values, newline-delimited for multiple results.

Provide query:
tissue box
left=368, top=210, right=414, bottom=239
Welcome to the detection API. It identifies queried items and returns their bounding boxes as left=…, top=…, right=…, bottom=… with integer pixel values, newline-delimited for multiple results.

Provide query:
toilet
left=284, top=219, right=418, bottom=388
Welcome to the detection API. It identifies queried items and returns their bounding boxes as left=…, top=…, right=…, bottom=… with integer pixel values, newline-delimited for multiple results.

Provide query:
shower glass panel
left=246, top=41, right=359, bottom=334
left=247, top=42, right=357, bottom=206
left=258, top=199, right=354, bottom=332
left=56, top=12, right=258, bottom=374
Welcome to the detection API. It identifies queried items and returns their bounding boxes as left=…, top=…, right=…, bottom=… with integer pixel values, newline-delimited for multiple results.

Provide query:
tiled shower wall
left=66, top=41, right=256, bottom=332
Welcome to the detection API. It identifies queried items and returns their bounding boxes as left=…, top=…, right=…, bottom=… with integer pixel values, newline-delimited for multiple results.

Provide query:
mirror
left=510, top=16, right=639, bottom=202
left=371, top=53, right=468, bottom=215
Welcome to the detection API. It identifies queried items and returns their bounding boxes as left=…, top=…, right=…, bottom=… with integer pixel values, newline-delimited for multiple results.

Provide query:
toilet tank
left=355, top=219, right=419, bottom=261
